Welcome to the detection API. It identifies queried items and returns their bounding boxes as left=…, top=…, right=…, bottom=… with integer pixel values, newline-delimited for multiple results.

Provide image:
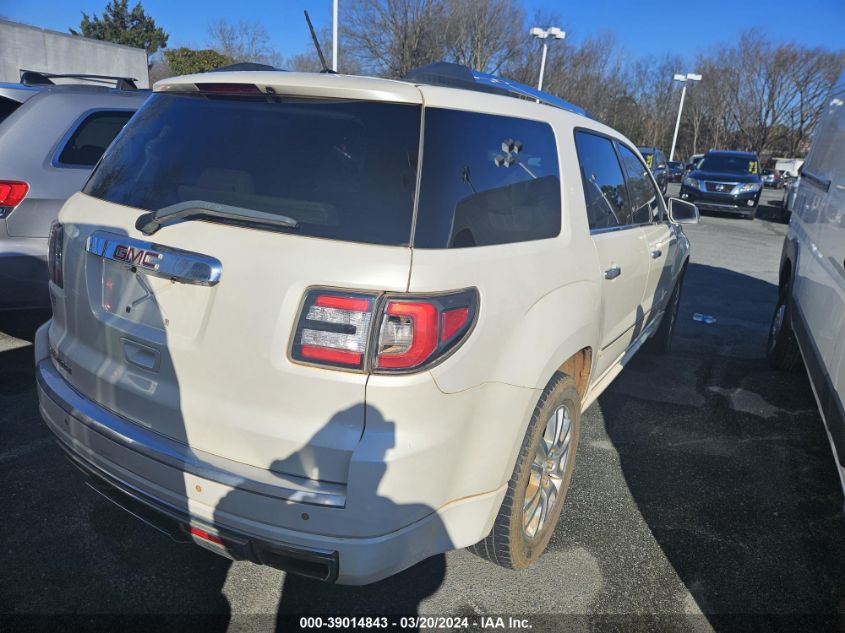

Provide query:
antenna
left=304, top=10, right=332, bottom=73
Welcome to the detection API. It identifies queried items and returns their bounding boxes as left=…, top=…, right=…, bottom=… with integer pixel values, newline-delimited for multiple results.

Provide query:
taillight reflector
left=190, top=526, right=224, bottom=546
left=301, top=345, right=362, bottom=365
left=315, top=295, right=372, bottom=312
left=441, top=307, right=470, bottom=342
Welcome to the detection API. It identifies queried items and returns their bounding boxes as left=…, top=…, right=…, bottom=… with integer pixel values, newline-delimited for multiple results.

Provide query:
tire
left=648, top=272, right=684, bottom=354
left=766, top=289, right=802, bottom=371
left=744, top=207, right=757, bottom=220
left=468, top=373, right=581, bottom=569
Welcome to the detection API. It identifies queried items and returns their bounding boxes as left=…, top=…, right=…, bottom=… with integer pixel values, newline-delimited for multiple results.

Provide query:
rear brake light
left=289, top=287, right=478, bottom=373
left=0, top=180, right=28, bottom=218
left=47, top=221, right=64, bottom=289
left=195, top=83, right=262, bottom=94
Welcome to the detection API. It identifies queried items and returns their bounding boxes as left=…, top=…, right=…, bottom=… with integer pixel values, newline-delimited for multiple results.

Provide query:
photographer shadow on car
left=210, top=405, right=448, bottom=628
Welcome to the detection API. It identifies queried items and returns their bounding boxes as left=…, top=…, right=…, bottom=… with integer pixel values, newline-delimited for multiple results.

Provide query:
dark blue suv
left=679, top=150, right=762, bottom=219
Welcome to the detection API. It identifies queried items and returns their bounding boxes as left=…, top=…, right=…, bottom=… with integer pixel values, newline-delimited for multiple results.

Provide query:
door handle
left=651, top=249, right=663, bottom=259
left=604, top=266, right=622, bottom=280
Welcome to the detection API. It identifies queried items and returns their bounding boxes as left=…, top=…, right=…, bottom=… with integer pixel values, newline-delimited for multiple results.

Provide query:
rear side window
left=84, top=93, right=421, bottom=246
left=0, top=97, right=22, bottom=126
left=574, top=131, right=629, bottom=230
left=414, top=109, right=561, bottom=248
left=57, top=110, right=134, bottom=167
left=616, top=143, right=662, bottom=223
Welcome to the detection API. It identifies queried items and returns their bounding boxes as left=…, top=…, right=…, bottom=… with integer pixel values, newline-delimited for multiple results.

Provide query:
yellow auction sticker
left=645, top=154, right=654, bottom=168
left=748, top=161, right=758, bottom=174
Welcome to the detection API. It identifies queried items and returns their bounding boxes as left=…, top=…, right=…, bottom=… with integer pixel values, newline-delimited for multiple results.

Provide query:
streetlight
left=332, top=0, right=338, bottom=72
left=530, top=26, right=565, bottom=91
left=669, top=72, right=702, bottom=162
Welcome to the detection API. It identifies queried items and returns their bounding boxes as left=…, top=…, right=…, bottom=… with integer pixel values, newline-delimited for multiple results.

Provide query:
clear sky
left=2, top=0, right=843, bottom=64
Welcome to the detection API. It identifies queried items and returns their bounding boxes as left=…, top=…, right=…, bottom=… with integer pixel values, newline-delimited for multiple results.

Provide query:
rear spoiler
left=20, top=69, right=138, bottom=91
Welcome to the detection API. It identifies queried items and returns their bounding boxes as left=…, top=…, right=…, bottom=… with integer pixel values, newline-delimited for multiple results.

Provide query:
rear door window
left=616, top=143, right=662, bottom=223
left=57, top=110, right=135, bottom=167
left=574, top=131, right=630, bottom=230
left=413, top=109, right=561, bottom=248
left=84, top=93, right=422, bottom=246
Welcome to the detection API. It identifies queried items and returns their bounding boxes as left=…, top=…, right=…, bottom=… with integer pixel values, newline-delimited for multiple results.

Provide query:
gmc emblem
left=113, top=245, right=162, bottom=270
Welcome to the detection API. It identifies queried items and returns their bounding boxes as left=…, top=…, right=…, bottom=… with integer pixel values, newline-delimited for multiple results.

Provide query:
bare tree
left=342, top=0, right=446, bottom=78
left=206, top=18, right=283, bottom=66
left=279, top=4, right=842, bottom=160
left=443, top=0, right=524, bottom=73
left=781, top=46, right=844, bottom=156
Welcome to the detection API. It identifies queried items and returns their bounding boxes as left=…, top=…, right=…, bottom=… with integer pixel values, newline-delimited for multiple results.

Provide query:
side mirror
left=657, top=163, right=667, bottom=170
left=668, top=197, right=699, bottom=224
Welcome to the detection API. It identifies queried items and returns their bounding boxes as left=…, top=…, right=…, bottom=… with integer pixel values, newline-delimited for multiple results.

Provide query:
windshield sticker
left=644, top=153, right=654, bottom=169
left=748, top=161, right=758, bottom=174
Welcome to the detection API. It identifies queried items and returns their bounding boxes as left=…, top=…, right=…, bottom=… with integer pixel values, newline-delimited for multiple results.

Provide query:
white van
left=36, top=67, right=697, bottom=584
left=767, top=68, right=845, bottom=493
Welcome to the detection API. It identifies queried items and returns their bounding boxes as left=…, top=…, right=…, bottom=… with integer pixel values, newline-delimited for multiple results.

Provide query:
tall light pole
left=332, top=0, right=338, bottom=72
left=530, top=26, right=565, bottom=91
left=669, top=72, right=702, bottom=162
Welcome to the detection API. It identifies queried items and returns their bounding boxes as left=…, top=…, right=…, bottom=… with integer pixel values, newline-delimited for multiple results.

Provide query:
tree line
left=73, top=0, right=844, bottom=162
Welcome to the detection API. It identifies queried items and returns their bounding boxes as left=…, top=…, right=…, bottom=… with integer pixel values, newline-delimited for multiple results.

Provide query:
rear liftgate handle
left=604, top=266, right=622, bottom=280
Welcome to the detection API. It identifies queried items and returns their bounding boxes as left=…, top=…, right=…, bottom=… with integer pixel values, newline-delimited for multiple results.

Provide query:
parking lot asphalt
left=2, top=185, right=844, bottom=631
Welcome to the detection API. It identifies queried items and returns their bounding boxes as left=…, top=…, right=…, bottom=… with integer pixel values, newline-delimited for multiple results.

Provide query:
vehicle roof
left=156, top=71, right=424, bottom=105
left=0, top=81, right=147, bottom=103
left=637, top=146, right=661, bottom=151
left=704, top=149, right=758, bottom=158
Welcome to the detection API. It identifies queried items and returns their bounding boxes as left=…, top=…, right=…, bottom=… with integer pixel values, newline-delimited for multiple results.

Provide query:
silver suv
left=0, top=72, right=147, bottom=311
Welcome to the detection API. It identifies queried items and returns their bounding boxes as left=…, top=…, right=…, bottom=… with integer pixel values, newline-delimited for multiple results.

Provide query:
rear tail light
left=0, top=180, right=28, bottom=218
left=47, top=221, right=64, bottom=289
left=290, top=290, right=377, bottom=370
left=290, top=287, right=478, bottom=373
left=375, top=291, right=476, bottom=371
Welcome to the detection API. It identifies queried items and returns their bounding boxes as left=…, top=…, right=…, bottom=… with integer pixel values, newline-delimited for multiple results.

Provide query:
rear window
left=57, top=110, right=135, bottom=167
left=0, top=96, right=22, bottom=126
left=699, top=154, right=759, bottom=175
left=414, top=109, right=560, bottom=248
left=84, top=93, right=422, bottom=246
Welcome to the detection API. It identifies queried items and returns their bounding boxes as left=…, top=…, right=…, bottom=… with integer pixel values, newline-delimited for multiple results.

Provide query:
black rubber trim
left=801, top=169, right=831, bottom=193
left=53, top=431, right=340, bottom=582
left=791, top=300, right=845, bottom=467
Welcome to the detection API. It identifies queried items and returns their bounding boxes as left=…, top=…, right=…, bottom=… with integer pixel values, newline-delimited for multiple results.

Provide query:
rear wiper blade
left=136, top=200, right=299, bottom=235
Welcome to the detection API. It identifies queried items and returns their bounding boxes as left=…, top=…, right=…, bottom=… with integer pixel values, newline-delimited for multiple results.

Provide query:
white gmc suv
left=35, top=69, right=697, bottom=584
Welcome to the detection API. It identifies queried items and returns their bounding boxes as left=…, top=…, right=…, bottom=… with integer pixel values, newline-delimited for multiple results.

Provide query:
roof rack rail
left=19, top=69, right=138, bottom=90
left=402, top=62, right=587, bottom=117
